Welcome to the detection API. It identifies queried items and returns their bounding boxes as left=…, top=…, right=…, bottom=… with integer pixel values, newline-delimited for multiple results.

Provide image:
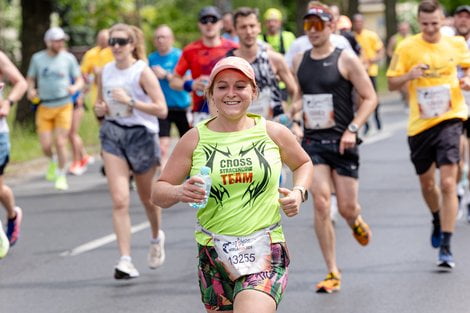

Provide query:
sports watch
left=347, top=123, right=359, bottom=133
left=293, top=185, right=308, bottom=203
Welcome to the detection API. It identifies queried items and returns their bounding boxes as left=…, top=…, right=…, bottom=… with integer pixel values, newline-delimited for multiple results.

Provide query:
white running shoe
left=114, top=257, right=139, bottom=279
left=148, top=230, right=166, bottom=269
left=0, top=220, right=9, bottom=259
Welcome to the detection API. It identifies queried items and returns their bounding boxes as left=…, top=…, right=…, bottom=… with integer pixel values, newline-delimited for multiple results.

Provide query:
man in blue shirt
left=148, top=25, right=191, bottom=168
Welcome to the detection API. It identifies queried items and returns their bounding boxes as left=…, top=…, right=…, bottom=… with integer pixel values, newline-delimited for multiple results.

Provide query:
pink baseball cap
left=209, top=56, right=257, bottom=89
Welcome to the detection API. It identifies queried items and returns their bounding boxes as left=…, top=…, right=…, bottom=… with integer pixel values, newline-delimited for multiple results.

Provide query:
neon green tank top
left=192, top=114, right=285, bottom=246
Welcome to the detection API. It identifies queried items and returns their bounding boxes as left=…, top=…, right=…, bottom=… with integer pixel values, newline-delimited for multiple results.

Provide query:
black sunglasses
left=108, top=37, right=131, bottom=46
left=200, top=16, right=219, bottom=24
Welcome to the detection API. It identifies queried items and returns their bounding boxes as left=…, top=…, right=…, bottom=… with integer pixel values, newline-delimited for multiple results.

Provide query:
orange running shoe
left=352, top=216, right=371, bottom=246
left=316, top=271, right=341, bottom=293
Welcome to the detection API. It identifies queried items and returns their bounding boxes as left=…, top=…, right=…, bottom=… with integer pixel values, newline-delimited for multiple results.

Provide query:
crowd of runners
left=0, top=0, right=469, bottom=312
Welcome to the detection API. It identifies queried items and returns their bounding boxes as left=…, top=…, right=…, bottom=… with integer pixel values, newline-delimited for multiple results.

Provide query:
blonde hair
left=109, top=23, right=146, bottom=61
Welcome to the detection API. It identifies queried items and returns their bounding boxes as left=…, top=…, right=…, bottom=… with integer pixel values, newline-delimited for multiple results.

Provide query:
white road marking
left=60, top=221, right=150, bottom=257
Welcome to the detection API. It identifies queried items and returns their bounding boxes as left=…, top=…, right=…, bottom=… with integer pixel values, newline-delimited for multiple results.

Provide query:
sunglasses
left=303, top=17, right=325, bottom=32
left=108, top=37, right=131, bottom=46
left=200, top=16, right=219, bottom=25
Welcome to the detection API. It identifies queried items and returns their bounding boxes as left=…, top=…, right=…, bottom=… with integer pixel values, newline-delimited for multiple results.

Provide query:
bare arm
left=152, top=128, right=202, bottom=208
left=386, top=35, right=397, bottom=59
left=267, top=121, right=313, bottom=217
left=0, top=52, right=27, bottom=117
left=0, top=52, right=27, bottom=102
left=271, top=51, right=299, bottom=105
left=388, top=64, right=428, bottom=91
left=139, top=67, right=168, bottom=118
left=169, top=73, right=184, bottom=91
left=339, top=50, right=377, bottom=153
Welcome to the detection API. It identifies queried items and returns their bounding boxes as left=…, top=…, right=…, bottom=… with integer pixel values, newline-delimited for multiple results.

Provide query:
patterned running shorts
left=197, top=242, right=290, bottom=311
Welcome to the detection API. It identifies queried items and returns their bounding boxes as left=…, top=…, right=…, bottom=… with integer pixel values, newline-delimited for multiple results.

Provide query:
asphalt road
left=1, top=98, right=470, bottom=313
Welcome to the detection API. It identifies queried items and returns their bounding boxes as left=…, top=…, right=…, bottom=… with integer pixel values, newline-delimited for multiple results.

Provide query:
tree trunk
left=16, top=0, right=53, bottom=125
left=384, top=0, right=397, bottom=63
left=295, top=0, right=310, bottom=36
left=348, top=0, right=359, bottom=17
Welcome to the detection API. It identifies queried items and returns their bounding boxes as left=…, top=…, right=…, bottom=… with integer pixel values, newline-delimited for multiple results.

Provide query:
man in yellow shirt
left=80, top=29, right=114, bottom=105
left=387, top=0, right=470, bottom=269
left=352, top=14, right=384, bottom=134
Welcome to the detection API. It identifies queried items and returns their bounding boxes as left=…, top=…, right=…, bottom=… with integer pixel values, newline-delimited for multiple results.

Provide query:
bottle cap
left=200, top=166, right=211, bottom=175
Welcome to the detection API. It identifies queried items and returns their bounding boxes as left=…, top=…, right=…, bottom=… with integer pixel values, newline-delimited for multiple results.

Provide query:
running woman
left=94, top=23, right=168, bottom=279
left=152, top=56, right=313, bottom=312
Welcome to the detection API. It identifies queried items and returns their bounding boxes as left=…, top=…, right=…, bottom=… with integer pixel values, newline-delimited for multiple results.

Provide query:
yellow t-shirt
left=80, top=46, right=114, bottom=104
left=387, top=34, right=470, bottom=136
left=355, top=29, right=383, bottom=77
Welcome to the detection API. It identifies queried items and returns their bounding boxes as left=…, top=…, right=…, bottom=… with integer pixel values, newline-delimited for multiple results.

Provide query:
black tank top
left=297, top=48, right=354, bottom=140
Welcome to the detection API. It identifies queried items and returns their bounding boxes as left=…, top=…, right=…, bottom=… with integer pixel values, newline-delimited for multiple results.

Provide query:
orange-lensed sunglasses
left=303, top=17, right=325, bottom=31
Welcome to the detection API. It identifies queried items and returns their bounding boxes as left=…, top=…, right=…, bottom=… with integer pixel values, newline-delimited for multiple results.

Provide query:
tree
left=16, top=0, right=53, bottom=125
left=385, top=0, right=397, bottom=63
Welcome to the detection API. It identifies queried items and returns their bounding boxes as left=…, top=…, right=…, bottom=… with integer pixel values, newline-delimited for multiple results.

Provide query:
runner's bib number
left=417, top=85, right=451, bottom=119
left=303, top=94, right=335, bottom=129
left=249, top=88, right=271, bottom=119
left=103, top=85, right=132, bottom=118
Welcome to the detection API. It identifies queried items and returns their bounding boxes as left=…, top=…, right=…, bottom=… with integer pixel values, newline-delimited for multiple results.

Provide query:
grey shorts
left=99, top=120, right=160, bottom=174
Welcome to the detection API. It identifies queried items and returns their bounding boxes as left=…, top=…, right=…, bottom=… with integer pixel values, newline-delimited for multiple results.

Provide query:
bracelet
left=183, top=80, right=193, bottom=92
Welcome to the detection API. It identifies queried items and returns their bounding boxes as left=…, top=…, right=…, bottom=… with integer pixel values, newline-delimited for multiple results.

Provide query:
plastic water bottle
left=189, top=166, right=212, bottom=209
left=195, top=79, right=208, bottom=97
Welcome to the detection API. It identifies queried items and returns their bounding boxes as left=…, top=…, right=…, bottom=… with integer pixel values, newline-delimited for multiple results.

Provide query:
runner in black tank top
left=297, top=47, right=353, bottom=140
left=290, top=2, right=377, bottom=294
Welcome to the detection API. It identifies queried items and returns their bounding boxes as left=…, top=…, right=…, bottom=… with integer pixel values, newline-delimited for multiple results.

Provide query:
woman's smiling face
left=210, top=69, right=256, bottom=119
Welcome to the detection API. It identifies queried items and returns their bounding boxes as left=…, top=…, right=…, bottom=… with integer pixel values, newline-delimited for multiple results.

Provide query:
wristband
left=183, top=80, right=193, bottom=92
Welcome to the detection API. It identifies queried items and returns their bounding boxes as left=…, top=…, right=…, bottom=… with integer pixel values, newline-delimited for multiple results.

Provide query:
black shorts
left=408, top=119, right=462, bottom=175
left=158, top=109, right=190, bottom=138
left=302, top=138, right=359, bottom=178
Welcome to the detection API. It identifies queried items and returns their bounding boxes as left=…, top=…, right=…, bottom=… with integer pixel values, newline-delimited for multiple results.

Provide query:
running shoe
left=68, top=161, right=85, bottom=176
left=0, top=220, right=10, bottom=259
left=437, top=245, right=455, bottom=269
left=55, top=174, right=69, bottom=191
left=45, top=161, right=58, bottom=181
left=352, top=216, right=371, bottom=246
left=114, top=258, right=140, bottom=279
left=148, top=230, right=166, bottom=269
left=80, top=155, right=95, bottom=167
left=316, top=271, right=341, bottom=293
left=6, top=207, right=23, bottom=246
left=431, top=219, right=441, bottom=248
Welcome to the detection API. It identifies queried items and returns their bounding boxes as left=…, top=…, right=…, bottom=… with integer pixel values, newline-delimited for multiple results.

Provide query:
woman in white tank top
left=94, top=23, right=168, bottom=280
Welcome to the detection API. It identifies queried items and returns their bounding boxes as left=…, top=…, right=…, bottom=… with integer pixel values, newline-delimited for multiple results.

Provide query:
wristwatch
left=128, top=98, right=136, bottom=107
left=293, top=185, right=308, bottom=203
left=347, top=123, right=359, bottom=133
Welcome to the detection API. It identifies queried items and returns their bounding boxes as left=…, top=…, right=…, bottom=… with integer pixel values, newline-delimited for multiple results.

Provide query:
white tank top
left=102, top=60, right=159, bottom=133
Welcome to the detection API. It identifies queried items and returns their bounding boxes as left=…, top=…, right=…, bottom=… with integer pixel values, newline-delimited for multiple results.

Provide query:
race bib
left=213, top=229, right=272, bottom=281
left=303, top=94, right=335, bottom=129
left=249, top=88, right=271, bottom=119
left=417, top=85, right=451, bottom=119
left=103, top=85, right=132, bottom=118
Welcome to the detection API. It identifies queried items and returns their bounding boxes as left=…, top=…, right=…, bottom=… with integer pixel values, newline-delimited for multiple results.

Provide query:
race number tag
left=417, top=85, right=451, bottom=119
left=213, top=229, right=272, bottom=281
left=303, top=94, right=335, bottom=129
left=249, top=88, right=271, bottom=119
left=103, top=85, right=132, bottom=118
